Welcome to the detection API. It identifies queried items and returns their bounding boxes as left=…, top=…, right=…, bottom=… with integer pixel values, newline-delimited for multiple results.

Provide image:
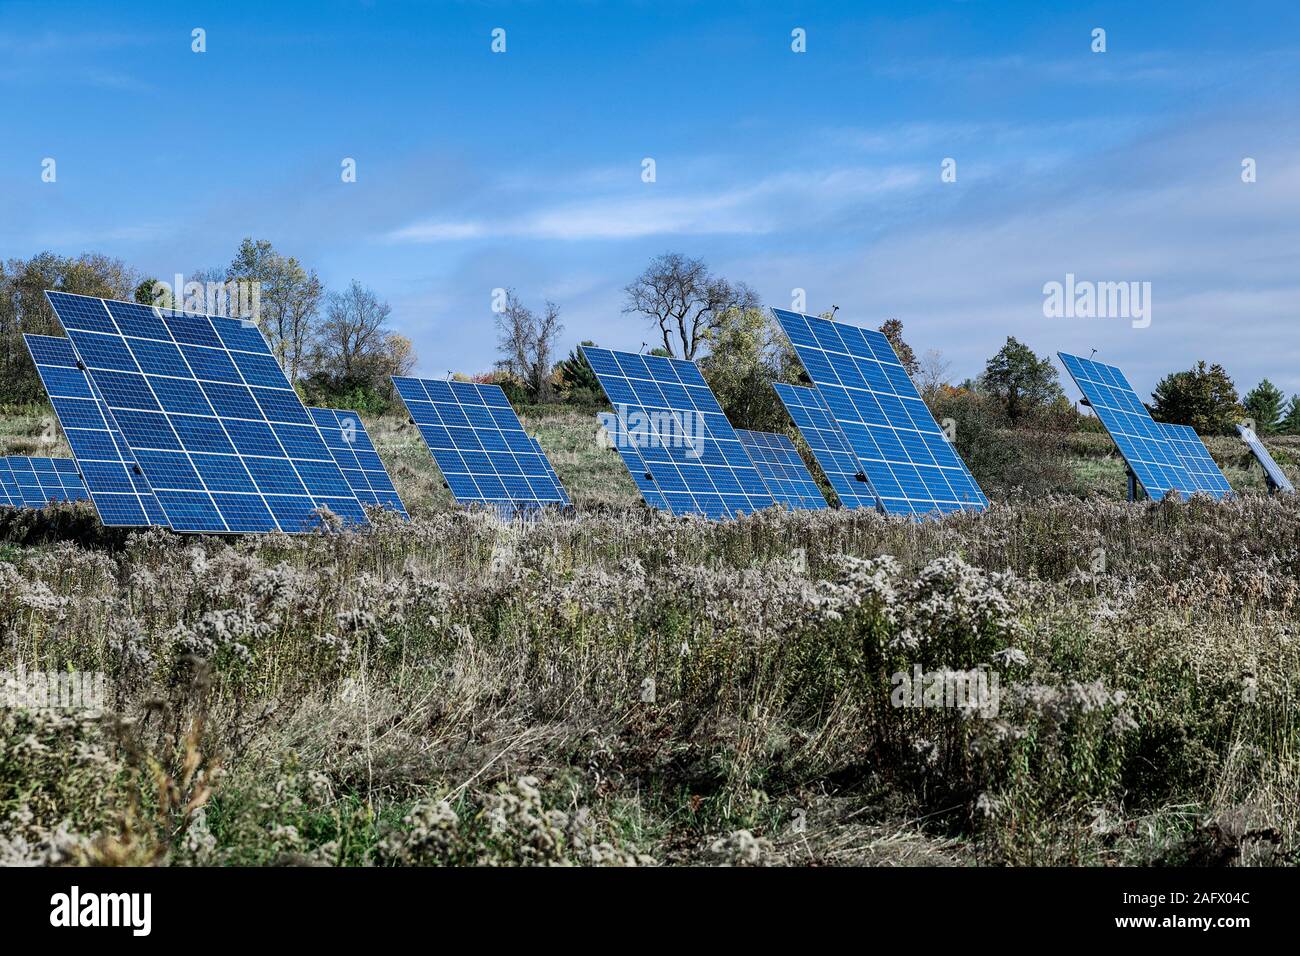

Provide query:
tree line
left=0, top=239, right=414, bottom=411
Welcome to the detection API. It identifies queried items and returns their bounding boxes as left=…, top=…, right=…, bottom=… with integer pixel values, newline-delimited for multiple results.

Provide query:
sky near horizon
left=3, top=0, right=1300, bottom=400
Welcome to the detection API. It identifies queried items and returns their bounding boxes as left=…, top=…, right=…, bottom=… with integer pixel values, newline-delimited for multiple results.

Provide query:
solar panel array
left=1237, top=424, right=1295, bottom=493
left=736, top=428, right=827, bottom=510
left=25, top=333, right=169, bottom=526
left=308, top=407, right=408, bottom=516
left=392, top=377, right=566, bottom=515
left=581, top=346, right=774, bottom=518
left=0, top=457, right=88, bottom=509
left=45, top=292, right=369, bottom=533
left=772, top=383, right=880, bottom=510
left=1058, top=352, right=1193, bottom=501
left=597, top=413, right=669, bottom=511
left=773, top=310, right=987, bottom=516
left=1160, top=423, right=1232, bottom=498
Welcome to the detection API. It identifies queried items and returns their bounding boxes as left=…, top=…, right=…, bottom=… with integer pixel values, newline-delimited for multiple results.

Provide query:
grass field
left=1, top=405, right=1297, bottom=866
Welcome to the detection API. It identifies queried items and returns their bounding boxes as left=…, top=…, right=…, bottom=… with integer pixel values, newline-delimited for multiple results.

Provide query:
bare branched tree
left=623, top=252, right=759, bottom=359
left=916, top=348, right=953, bottom=402
left=495, top=290, right=563, bottom=402
left=313, top=280, right=394, bottom=382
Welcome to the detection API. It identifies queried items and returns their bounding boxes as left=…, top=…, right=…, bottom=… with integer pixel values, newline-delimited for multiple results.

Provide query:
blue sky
left=3, top=0, right=1300, bottom=398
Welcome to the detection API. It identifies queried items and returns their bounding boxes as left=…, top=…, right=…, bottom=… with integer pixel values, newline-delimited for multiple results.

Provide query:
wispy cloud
left=385, top=166, right=924, bottom=243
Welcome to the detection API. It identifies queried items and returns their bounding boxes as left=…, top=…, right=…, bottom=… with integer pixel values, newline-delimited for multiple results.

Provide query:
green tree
left=134, top=278, right=166, bottom=306
left=1243, top=378, right=1285, bottom=433
left=698, top=306, right=807, bottom=432
left=555, top=341, right=602, bottom=404
left=879, top=318, right=919, bottom=376
left=0, top=252, right=138, bottom=404
left=1150, top=362, right=1241, bottom=434
left=225, top=238, right=323, bottom=384
left=978, top=337, right=1065, bottom=424
left=1282, top=395, right=1300, bottom=435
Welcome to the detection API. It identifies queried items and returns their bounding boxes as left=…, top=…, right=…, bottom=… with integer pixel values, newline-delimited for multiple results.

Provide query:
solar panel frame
left=2, top=457, right=89, bottom=508
left=736, top=428, right=828, bottom=510
left=772, top=382, right=880, bottom=510
left=25, top=333, right=170, bottom=526
left=1058, top=352, right=1194, bottom=501
left=772, top=310, right=988, bottom=516
left=308, top=407, right=409, bottom=517
left=580, top=346, right=775, bottom=519
left=1160, top=423, right=1232, bottom=498
left=45, top=291, right=369, bottom=534
left=1237, top=424, right=1295, bottom=493
left=392, top=377, right=567, bottom=515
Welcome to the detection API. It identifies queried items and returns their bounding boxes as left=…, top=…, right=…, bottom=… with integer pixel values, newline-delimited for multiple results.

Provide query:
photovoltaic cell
left=25, top=333, right=170, bottom=526
left=736, top=428, right=827, bottom=510
left=1237, top=424, right=1295, bottom=493
left=1058, top=352, right=1193, bottom=501
left=772, top=382, right=880, bottom=510
left=308, top=407, right=408, bottom=517
left=0, top=457, right=89, bottom=508
left=1160, top=423, right=1232, bottom=499
left=581, top=346, right=774, bottom=519
left=45, top=291, right=368, bottom=533
left=528, top=436, right=570, bottom=506
left=597, top=413, right=668, bottom=511
left=773, top=310, right=987, bottom=516
left=392, top=377, right=566, bottom=515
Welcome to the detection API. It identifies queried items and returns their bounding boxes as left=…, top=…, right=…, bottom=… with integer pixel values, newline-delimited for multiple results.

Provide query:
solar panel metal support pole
left=1127, top=467, right=1142, bottom=502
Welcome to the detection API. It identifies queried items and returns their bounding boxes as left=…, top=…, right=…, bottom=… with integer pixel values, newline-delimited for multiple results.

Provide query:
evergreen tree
left=1244, top=378, right=1285, bottom=433
left=1282, top=395, right=1300, bottom=435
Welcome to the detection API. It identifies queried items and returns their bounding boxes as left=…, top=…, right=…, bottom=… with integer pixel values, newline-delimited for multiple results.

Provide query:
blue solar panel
left=308, top=407, right=408, bottom=517
left=1160, top=423, right=1232, bottom=499
left=392, top=377, right=566, bottom=515
left=581, top=347, right=774, bottom=519
left=0, top=459, right=19, bottom=507
left=528, top=436, right=570, bottom=506
left=25, top=334, right=170, bottom=527
left=773, top=310, right=988, bottom=516
left=0, top=457, right=89, bottom=508
left=45, top=292, right=368, bottom=533
left=1058, top=352, right=1193, bottom=501
left=772, top=382, right=880, bottom=510
left=736, top=429, right=827, bottom=510
left=1236, top=424, right=1295, bottom=493
left=597, top=413, right=669, bottom=511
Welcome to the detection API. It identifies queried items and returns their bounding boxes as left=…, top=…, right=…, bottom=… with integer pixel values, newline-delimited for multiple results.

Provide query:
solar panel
left=581, top=346, right=774, bottom=519
left=528, top=436, right=570, bottom=506
left=597, top=413, right=669, bottom=511
left=1160, top=423, right=1232, bottom=498
left=0, top=459, right=19, bottom=507
left=45, top=291, right=369, bottom=533
left=25, top=333, right=170, bottom=527
left=772, top=310, right=987, bottom=516
left=0, top=457, right=89, bottom=508
left=308, top=407, right=408, bottom=517
left=772, top=382, right=880, bottom=510
left=1058, top=352, right=1193, bottom=501
left=736, top=428, right=827, bottom=510
left=1236, top=424, right=1295, bottom=493
left=391, top=377, right=566, bottom=515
